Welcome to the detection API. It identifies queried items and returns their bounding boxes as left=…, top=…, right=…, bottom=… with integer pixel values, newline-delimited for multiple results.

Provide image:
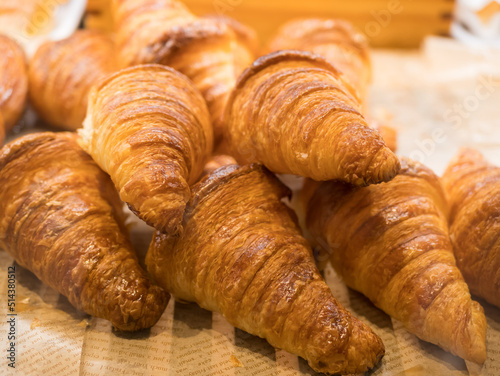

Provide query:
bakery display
left=442, top=149, right=500, bottom=309
left=28, top=30, right=117, bottom=130
left=79, top=64, right=213, bottom=234
left=0, top=2, right=497, bottom=374
left=224, top=50, right=400, bottom=185
left=146, top=163, right=385, bottom=374
left=0, top=34, right=27, bottom=132
left=304, top=158, right=487, bottom=363
left=0, top=132, right=169, bottom=331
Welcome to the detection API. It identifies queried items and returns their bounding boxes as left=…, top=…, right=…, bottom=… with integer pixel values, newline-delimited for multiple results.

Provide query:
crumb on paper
left=230, top=354, right=243, bottom=368
left=77, top=319, right=90, bottom=328
left=16, top=296, right=31, bottom=312
left=30, top=318, right=42, bottom=330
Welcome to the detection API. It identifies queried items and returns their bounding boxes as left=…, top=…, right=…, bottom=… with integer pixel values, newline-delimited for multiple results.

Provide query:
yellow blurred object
left=183, top=0, right=455, bottom=48
left=84, top=0, right=113, bottom=33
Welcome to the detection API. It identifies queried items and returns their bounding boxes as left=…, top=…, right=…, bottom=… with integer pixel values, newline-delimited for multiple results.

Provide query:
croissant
left=441, top=148, right=500, bottom=308
left=78, top=64, right=213, bottom=234
left=112, top=0, right=236, bottom=142
left=146, top=163, right=385, bottom=375
left=0, top=114, right=4, bottom=146
left=0, top=132, right=169, bottom=331
left=205, top=14, right=259, bottom=78
left=0, top=35, right=27, bottom=131
left=224, top=50, right=400, bottom=185
left=268, top=18, right=371, bottom=102
left=29, top=30, right=117, bottom=130
left=304, top=158, right=487, bottom=363
left=201, top=154, right=237, bottom=177
left=268, top=19, right=397, bottom=152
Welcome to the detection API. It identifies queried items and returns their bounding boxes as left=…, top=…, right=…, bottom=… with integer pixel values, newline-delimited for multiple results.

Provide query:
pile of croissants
left=0, top=1, right=498, bottom=375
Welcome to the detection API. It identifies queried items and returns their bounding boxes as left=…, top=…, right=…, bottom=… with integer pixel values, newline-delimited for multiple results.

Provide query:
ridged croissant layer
left=146, top=163, right=385, bottom=375
left=112, top=0, right=237, bottom=142
left=224, top=50, right=400, bottom=185
left=305, top=158, right=487, bottom=364
left=0, top=35, right=27, bottom=132
left=442, top=148, right=500, bottom=308
left=268, top=18, right=371, bottom=101
left=29, top=30, right=117, bottom=130
left=79, top=64, right=213, bottom=234
left=0, top=132, right=169, bottom=331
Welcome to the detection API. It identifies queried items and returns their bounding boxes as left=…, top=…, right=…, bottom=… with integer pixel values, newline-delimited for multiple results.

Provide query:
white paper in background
left=0, top=0, right=86, bottom=58
left=453, top=0, right=500, bottom=47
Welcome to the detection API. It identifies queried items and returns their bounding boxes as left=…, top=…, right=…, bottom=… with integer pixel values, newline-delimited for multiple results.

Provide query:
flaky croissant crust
left=28, top=30, right=117, bottom=130
left=0, top=132, right=169, bottom=331
left=304, top=158, right=487, bottom=364
left=268, top=18, right=371, bottom=99
left=0, top=35, right=27, bottom=131
left=147, top=163, right=384, bottom=375
left=442, top=148, right=500, bottom=308
left=112, top=0, right=237, bottom=142
left=224, top=50, right=400, bottom=185
left=79, top=64, right=213, bottom=234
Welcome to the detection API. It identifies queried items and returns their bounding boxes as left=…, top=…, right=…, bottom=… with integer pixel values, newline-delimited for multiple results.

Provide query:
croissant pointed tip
left=455, top=300, right=487, bottom=365
left=112, top=285, right=171, bottom=332
left=359, top=146, right=400, bottom=186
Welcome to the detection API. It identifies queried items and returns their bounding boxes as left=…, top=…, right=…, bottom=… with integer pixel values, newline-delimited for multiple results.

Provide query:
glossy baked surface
left=224, top=50, right=400, bottom=185
left=442, top=148, right=500, bottom=309
left=0, top=132, right=169, bottom=331
left=305, top=158, right=487, bottom=364
left=79, top=64, right=213, bottom=234
left=146, top=163, right=385, bottom=375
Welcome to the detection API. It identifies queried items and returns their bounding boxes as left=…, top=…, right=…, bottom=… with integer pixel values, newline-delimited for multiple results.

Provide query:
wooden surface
left=183, top=0, right=455, bottom=48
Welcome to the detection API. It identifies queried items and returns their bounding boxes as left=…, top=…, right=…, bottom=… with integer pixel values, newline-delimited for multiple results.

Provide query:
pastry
left=79, top=64, right=213, bottom=234
left=0, top=34, right=27, bottom=131
left=268, top=18, right=371, bottom=101
left=304, top=158, right=487, bottom=363
left=146, top=163, right=385, bottom=375
left=224, top=50, right=400, bottom=185
left=442, top=148, right=500, bottom=308
left=0, top=132, right=169, bottom=331
left=112, top=0, right=236, bottom=142
left=29, top=30, right=117, bottom=130
left=268, top=18, right=397, bottom=152
left=205, top=14, right=259, bottom=78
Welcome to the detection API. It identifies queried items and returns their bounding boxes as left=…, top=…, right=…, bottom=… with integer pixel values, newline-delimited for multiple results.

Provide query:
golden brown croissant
left=112, top=0, right=236, bottom=142
left=0, top=34, right=27, bottom=131
left=79, top=64, right=213, bottom=234
left=0, top=132, right=169, bottom=331
left=0, top=115, right=4, bottom=146
left=205, top=14, right=259, bottom=78
left=224, top=50, right=400, bottom=185
left=304, top=158, right=487, bottom=363
left=268, top=18, right=371, bottom=101
left=441, top=148, right=500, bottom=308
left=146, top=163, right=385, bottom=375
left=268, top=19, right=397, bottom=152
left=29, top=30, right=117, bottom=130
left=201, top=154, right=237, bottom=177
